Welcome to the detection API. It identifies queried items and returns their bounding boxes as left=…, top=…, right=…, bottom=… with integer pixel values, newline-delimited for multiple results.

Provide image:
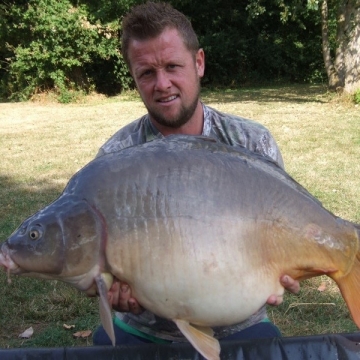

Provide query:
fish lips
left=0, top=242, right=20, bottom=274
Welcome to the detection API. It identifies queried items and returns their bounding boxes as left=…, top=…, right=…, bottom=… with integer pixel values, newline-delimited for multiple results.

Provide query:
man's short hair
left=121, top=2, right=199, bottom=68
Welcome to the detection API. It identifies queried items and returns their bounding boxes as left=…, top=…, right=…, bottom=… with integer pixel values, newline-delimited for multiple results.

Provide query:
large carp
left=1, top=135, right=360, bottom=360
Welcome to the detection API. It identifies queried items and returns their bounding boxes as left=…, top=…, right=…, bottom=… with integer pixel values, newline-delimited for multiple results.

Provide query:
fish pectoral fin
left=95, top=273, right=115, bottom=346
left=173, top=319, right=220, bottom=360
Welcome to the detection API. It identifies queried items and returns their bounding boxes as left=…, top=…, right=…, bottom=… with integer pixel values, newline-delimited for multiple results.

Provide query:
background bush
left=354, top=89, right=360, bottom=105
left=0, top=0, right=325, bottom=101
left=0, top=0, right=134, bottom=102
left=172, top=0, right=325, bottom=87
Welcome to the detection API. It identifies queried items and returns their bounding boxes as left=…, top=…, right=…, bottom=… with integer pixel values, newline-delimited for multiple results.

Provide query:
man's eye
left=141, top=70, right=153, bottom=77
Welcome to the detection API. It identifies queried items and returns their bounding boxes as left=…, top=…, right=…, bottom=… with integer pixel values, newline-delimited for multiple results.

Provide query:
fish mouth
left=0, top=243, right=21, bottom=282
left=0, top=243, right=20, bottom=271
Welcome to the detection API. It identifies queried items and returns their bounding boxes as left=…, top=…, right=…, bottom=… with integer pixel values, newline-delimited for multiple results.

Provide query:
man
left=93, top=1, right=299, bottom=347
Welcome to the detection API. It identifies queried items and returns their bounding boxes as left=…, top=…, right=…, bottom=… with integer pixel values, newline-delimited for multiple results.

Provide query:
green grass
left=0, top=84, right=359, bottom=348
left=0, top=275, right=98, bottom=348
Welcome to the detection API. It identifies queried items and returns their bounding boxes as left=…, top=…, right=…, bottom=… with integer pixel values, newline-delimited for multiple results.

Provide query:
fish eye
left=29, top=227, right=42, bottom=241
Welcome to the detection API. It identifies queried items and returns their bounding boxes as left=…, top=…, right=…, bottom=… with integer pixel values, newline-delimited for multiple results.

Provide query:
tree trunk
left=321, top=0, right=360, bottom=93
left=343, top=1, right=360, bottom=93
left=321, top=0, right=342, bottom=89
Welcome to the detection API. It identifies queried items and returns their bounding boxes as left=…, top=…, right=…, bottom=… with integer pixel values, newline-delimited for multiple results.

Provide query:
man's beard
left=147, top=85, right=200, bottom=129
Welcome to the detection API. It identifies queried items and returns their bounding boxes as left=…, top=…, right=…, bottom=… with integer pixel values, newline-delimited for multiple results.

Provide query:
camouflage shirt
left=96, top=103, right=284, bottom=341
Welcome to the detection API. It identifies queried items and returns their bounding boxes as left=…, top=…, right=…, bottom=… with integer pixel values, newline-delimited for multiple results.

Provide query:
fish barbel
left=1, top=135, right=360, bottom=360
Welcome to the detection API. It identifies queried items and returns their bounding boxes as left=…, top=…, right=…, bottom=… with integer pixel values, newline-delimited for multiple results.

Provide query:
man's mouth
left=157, top=95, right=178, bottom=103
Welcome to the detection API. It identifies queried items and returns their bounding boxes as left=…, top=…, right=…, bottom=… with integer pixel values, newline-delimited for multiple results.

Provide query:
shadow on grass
left=201, top=84, right=330, bottom=104
left=0, top=174, right=63, bottom=240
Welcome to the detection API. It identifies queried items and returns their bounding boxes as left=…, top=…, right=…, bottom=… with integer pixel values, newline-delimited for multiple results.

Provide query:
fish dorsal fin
left=173, top=319, right=220, bottom=360
left=95, top=273, right=115, bottom=346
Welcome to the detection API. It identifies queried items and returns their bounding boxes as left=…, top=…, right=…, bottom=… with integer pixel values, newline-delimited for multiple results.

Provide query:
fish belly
left=131, top=270, right=281, bottom=326
left=106, top=216, right=284, bottom=326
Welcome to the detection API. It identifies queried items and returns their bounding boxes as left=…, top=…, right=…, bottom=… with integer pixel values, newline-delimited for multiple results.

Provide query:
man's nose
left=154, top=70, right=171, bottom=91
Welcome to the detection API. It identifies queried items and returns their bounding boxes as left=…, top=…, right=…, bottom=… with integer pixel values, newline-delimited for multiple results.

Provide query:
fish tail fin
left=335, top=249, right=360, bottom=328
left=173, top=319, right=220, bottom=360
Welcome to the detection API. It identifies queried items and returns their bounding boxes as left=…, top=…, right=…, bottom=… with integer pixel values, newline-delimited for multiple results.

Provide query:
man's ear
left=196, top=48, right=205, bottom=78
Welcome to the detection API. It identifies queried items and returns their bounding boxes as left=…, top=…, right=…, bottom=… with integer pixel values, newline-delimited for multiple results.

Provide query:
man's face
left=128, top=28, right=205, bottom=129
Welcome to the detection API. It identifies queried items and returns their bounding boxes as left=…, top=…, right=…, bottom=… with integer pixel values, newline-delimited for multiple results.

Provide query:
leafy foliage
left=354, top=89, right=360, bottom=105
left=0, top=0, right=328, bottom=101
left=172, top=0, right=324, bottom=86
left=0, top=0, right=133, bottom=101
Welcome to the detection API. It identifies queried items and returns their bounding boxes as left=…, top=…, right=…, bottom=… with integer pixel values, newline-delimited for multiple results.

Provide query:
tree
left=316, top=0, right=360, bottom=93
left=248, top=0, right=360, bottom=93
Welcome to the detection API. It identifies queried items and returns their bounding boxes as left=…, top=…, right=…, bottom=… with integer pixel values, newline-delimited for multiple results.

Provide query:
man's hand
left=266, top=275, right=300, bottom=306
left=107, top=278, right=143, bottom=314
